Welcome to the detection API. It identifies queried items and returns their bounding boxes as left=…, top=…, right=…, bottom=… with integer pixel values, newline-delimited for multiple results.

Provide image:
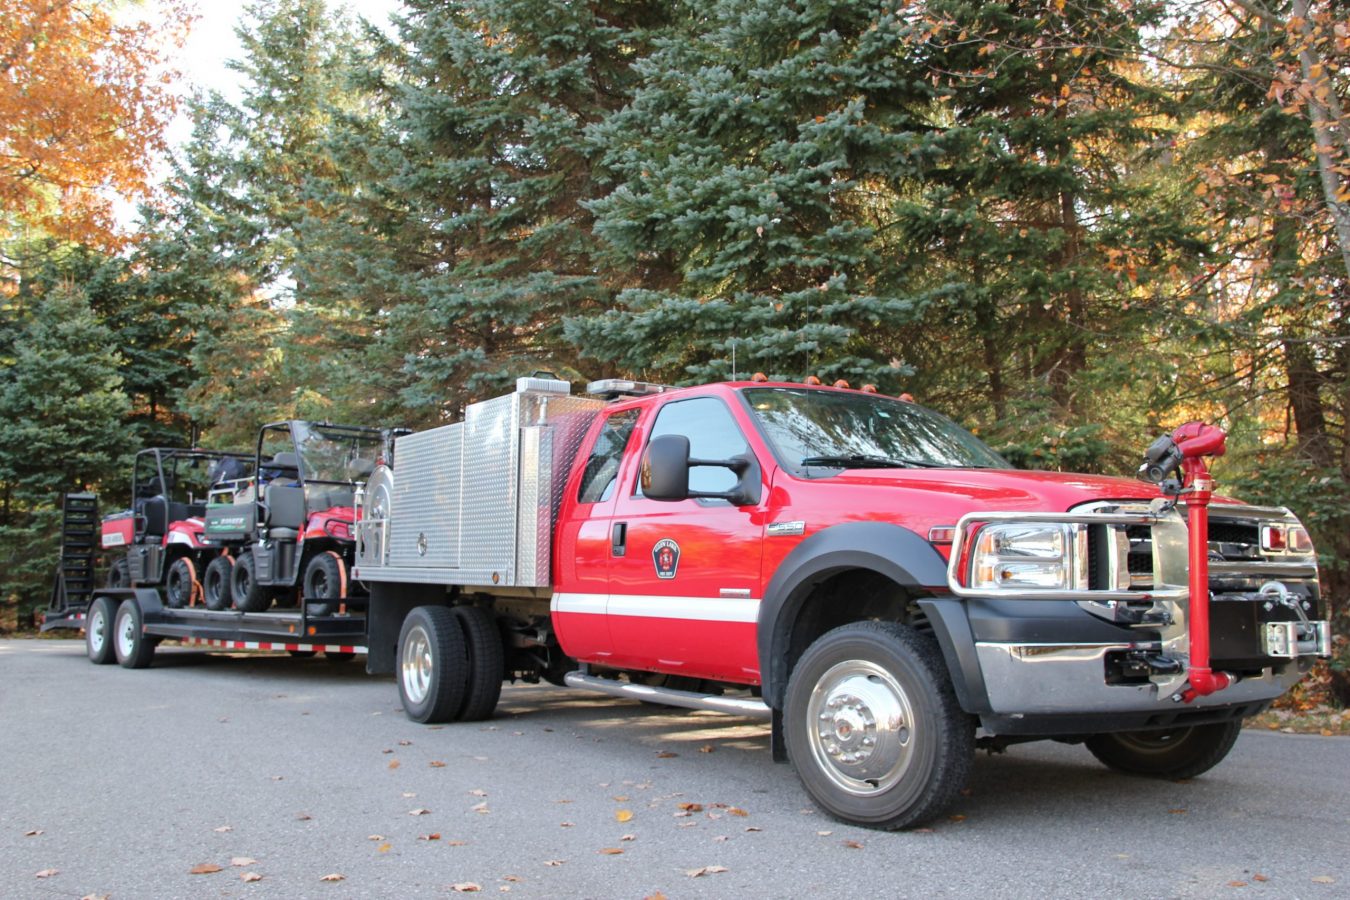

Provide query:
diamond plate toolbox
left=372, top=380, right=603, bottom=587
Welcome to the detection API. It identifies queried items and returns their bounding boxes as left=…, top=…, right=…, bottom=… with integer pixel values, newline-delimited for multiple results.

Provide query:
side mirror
left=642, top=434, right=691, bottom=501
left=641, top=434, right=762, bottom=507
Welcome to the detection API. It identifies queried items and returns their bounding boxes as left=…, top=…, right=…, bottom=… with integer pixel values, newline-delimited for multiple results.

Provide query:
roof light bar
left=585, top=379, right=671, bottom=400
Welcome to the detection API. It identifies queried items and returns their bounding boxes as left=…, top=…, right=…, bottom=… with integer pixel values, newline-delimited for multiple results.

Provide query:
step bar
left=564, top=671, right=771, bottom=719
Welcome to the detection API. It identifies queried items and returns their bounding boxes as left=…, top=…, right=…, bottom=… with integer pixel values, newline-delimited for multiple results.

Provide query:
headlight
left=970, top=523, right=1088, bottom=591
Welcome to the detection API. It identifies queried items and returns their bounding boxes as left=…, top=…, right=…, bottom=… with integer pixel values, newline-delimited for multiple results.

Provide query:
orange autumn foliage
left=0, top=0, right=189, bottom=250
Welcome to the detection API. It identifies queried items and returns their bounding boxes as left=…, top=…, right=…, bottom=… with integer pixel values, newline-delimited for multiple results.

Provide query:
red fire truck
left=47, top=376, right=1331, bottom=829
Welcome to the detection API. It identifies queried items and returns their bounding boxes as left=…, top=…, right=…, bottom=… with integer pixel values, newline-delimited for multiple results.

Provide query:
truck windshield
left=742, top=387, right=1009, bottom=471
left=293, top=423, right=384, bottom=484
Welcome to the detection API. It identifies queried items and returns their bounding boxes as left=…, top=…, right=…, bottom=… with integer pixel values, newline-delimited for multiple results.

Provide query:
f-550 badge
left=652, top=538, right=680, bottom=580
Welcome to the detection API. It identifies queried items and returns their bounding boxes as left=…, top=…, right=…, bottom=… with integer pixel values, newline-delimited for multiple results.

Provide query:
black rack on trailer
left=46, top=587, right=368, bottom=668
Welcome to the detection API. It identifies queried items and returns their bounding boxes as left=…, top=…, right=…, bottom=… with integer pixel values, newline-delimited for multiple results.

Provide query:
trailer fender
left=756, top=522, right=987, bottom=713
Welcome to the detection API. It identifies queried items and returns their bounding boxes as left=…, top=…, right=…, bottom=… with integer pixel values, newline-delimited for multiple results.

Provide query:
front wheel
left=113, top=599, right=155, bottom=669
left=784, top=621, right=973, bottom=830
left=397, top=606, right=468, bottom=724
left=86, top=595, right=119, bottom=665
left=303, top=552, right=346, bottom=617
left=165, top=557, right=196, bottom=608
left=1085, top=721, right=1242, bottom=779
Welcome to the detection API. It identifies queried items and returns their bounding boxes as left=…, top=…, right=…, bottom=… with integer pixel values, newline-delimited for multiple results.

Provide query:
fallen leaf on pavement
left=616, top=810, right=633, bottom=823
left=296, top=813, right=312, bottom=821
left=686, top=865, right=729, bottom=877
left=409, top=808, right=432, bottom=816
left=430, top=761, right=447, bottom=768
left=368, top=834, right=385, bottom=841
left=645, top=894, right=668, bottom=900
left=817, top=830, right=833, bottom=836
left=214, top=825, right=233, bottom=833
left=544, top=860, right=563, bottom=867
left=419, top=833, right=441, bottom=841
left=35, top=869, right=59, bottom=878
left=599, top=848, right=624, bottom=855
left=472, top=802, right=490, bottom=814
left=320, top=873, right=345, bottom=882
left=1312, top=876, right=1335, bottom=884
left=231, top=857, right=257, bottom=867
left=469, top=789, right=488, bottom=797
left=656, top=751, right=678, bottom=758
left=560, top=822, right=575, bottom=828
left=189, top=864, right=222, bottom=875
left=949, top=814, right=967, bottom=822
left=24, top=829, right=43, bottom=836
left=1253, top=875, right=1269, bottom=883
left=620, top=834, right=636, bottom=842
left=503, top=875, right=523, bottom=883
left=699, top=745, right=714, bottom=753
left=389, top=759, right=401, bottom=770
left=728, top=808, right=748, bottom=817
left=241, top=872, right=263, bottom=883
left=399, top=739, right=412, bottom=746
left=377, top=844, right=392, bottom=853
left=450, top=883, right=480, bottom=893
left=678, top=803, right=704, bottom=812
left=1228, top=882, right=1247, bottom=888
left=447, top=840, right=467, bottom=847
left=745, top=826, right=762, bottom=833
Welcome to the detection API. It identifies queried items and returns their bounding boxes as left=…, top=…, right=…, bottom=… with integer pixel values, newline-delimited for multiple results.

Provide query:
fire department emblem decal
left=652, top=539, right=680, bottom=580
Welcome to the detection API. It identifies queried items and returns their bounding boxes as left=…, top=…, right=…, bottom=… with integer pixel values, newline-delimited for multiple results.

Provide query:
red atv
left=101, top=448, right=254, bottom=607
left=202, top=420, right=387, bottom=615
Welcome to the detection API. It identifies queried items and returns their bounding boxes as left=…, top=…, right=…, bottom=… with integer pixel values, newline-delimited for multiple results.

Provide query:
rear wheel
left=107, top=557, right=129, bottom=589
left=113, top=599, right=155, bottom=669
left=397, top=606, right=468, bottom=724
left=231, top=550, right=271, bottom=613
left=303, top=552, right=345, bottom=617
left=453, top=605, right=504, bottom=721
left=86, top=595, right=118, bottom=665
left=203, top=556, right=234, bottom=611
left=165, top=557, right=195, bottom=608
left=325, top=650, right=356, bottom=663
left=1085, top=721, right=1242, bottom=779
left=785, top=621, right=974, bottom=830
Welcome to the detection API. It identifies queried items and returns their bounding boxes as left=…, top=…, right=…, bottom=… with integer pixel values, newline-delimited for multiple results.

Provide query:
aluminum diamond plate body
left=363, top=385, right=602, bottom=588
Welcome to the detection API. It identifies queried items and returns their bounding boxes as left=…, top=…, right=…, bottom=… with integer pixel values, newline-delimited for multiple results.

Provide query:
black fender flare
left=757, top=522, right=990, bottom=714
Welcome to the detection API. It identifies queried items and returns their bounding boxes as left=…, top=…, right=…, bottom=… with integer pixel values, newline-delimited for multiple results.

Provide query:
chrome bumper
left=974, top=640, right=1322, bottom=715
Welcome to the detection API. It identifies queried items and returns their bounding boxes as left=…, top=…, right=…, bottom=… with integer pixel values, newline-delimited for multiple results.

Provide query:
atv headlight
left=970, top=523, right=1088, bottom=591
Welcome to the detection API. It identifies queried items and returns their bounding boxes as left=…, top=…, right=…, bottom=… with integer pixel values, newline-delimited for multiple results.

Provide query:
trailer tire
left=231, top=550, right=272, bottom=613
left=303, top=552, right=345, bottom=617
left=113, top=599, right=155, bottom=669
left=785, top=621, right=973, bottom=830
left=397, top=606, right=468, bottom=724
left=325, top=650, right=356, bottom=663
left=107, top=557, right=130, bottom=589
left=453, top=605, right=504, bottom=721
left=1085, top=721, right=1243, bottom=780
left=165, top=558, right=195, bottom=608
left=203, top=556, right=234, bottom=611
left=86, top=595, right=119, bottom=665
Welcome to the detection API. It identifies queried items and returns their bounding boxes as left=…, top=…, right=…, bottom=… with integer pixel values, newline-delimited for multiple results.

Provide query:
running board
left=563, top=672, right=771, bottom=719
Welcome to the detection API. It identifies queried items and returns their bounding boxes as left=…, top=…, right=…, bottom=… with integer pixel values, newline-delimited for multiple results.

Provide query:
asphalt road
left=2, top=638, right=1347, bottom=899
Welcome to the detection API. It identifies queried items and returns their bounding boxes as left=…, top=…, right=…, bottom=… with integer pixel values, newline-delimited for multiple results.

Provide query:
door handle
left=611, top=522, right=627, bottom=557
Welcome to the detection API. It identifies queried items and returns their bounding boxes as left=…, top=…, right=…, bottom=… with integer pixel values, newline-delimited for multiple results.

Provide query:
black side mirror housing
left=641, top=434, right=762, bottom=507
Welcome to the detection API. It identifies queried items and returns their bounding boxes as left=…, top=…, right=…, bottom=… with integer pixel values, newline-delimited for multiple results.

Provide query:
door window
left=644, top=398, right=749, bottom=494
left=577, top=409, right=640, bottom=504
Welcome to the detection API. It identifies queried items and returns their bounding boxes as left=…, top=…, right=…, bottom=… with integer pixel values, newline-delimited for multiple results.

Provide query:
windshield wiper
left=800, top=454, right=943, bottom=469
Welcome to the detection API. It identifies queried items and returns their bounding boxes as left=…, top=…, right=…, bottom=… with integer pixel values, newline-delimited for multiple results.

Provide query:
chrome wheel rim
left=806, top=660, right=915, bottom=796
left=89, top=608, right=106, bottom=653
left=401, top=624, right=432, bottom=705
left=116, top=610, right=136, bottom=660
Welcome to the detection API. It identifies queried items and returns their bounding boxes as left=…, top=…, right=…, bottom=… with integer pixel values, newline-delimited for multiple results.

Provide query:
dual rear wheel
left=397, top=606, right=504, bottom=724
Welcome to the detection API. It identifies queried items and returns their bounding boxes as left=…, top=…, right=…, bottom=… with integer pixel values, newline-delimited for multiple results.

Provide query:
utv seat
left=264, top=484, right=306, bottom=542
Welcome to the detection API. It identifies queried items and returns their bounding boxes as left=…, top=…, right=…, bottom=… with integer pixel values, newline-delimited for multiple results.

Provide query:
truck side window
left=645, top=397, right=748, bottom=494
left=577, top=409, right=640, bottom=504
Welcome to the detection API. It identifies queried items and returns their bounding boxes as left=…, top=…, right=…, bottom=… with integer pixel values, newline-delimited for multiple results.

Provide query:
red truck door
left=602, top=395, right=767, bottom=684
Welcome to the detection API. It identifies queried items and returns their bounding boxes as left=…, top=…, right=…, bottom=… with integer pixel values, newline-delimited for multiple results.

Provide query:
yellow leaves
left=616, top=810, right=634, bottom=823
left=241, top=872, right=263, bottom=883
left=320, top=873, right=346, bottom=882
left=189, top=863, right=223, bottom=875
left=0, top=0, right=189, bottom=250
left=686, top=865, right=729, bottom=878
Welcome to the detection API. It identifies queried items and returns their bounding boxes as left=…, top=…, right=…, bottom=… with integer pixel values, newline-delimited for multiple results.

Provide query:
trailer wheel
left=86, top=595, right=118, bottom=665
left=231, top=551, right=272, bottom=613
left=784, top=621, right=973, bottom=830
left=165, top=558, right=195, bottom=608
left=203, top=556, right=234, bottom=610
left=107, top=557, right=130, bottom=589
left=303, top=552, right=345, bottom=617
left=113, top=599, right=155, bottom=669
left=397, top=606, right=468, bottom=724
left=1085, top=721, right=1242, bottom=779
left=453, top=605, right=504, bottom=721
left=325, top=650, right=356, bottom=663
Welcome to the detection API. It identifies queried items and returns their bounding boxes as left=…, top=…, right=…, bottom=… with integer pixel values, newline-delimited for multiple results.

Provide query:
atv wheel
left=303, top=552, right=345, bottom=617
left=203, top=555, right=234, bottom=611
left=165, top=557, right=196, bottom=608
left=231, top=550, right=271, bottom=613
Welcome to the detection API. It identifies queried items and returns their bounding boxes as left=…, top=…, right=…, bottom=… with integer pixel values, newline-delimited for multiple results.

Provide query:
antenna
left=731, top=339, right=738, bottom=381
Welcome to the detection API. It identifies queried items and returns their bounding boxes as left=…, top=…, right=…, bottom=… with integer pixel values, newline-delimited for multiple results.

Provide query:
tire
left=397, top=606, right=468, bottom=724
left=784, top=621, right=974, bottom=830
left=86, top=595, right=119, bottom=665
left=453, top=605, right=504, bottom=721
left=303, top=552, right=345, bottom=617
left=325, top=650, right=356, bottom=663
left=1085, top=721, right=1243, bottom=779
left=113, top=599, right=155, bottom=669
left=107, top=557, right=129, bottom=589
left=165, top=557, right=195, bottom=608
left=203, top=555, right=234, bottom=611
left=288, top=649, right=317, bottom=659
left=231, top=550, right=271, bottom=613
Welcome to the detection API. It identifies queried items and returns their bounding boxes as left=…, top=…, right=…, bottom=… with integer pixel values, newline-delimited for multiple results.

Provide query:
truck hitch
left=1139, top=422, right=1239, bottom=704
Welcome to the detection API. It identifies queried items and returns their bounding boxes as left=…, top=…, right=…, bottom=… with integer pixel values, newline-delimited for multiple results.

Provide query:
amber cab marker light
left=861, top=384, right=878, bottom=393
left=833, top=379, right=850, bottom=389
left=751, top=372, right=768, bottom=382
left=928, top=526, right=957, bottom=544
left=898, top=392, right=915, bottom=402
left=804, top=375, right=822, bottom=385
